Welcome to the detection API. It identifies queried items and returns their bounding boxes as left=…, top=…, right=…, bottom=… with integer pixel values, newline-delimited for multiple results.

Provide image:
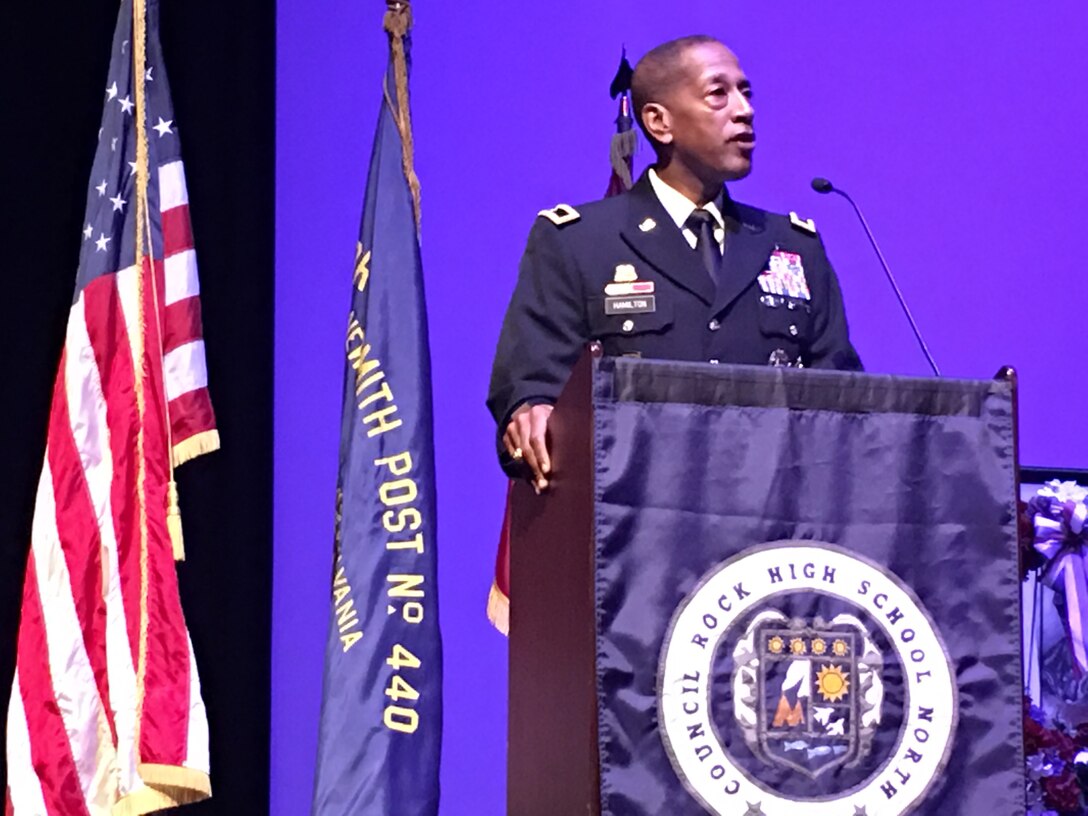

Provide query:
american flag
left=5, top=1, right=216, bottom=813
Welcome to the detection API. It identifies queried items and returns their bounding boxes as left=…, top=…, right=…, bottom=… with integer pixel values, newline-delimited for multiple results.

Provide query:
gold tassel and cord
left=112, top=0, right=213, bottom=811
left=166, top=481, right=184, bottom=561
left=609, top=128, right=637, bottom=190
left=167, top=430, right=222, bottom=561
left=382, top=1, right=421, bottom=231
left=130, top=4, right=209, bottom=808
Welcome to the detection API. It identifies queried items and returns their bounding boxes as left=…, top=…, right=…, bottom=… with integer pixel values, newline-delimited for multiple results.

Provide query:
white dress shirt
left=647, top=167, right=726, bottom=253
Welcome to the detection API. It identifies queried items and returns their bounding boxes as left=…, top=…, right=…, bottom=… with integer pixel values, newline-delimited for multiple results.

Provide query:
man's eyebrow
left=706, top=72, right=751, bottom=89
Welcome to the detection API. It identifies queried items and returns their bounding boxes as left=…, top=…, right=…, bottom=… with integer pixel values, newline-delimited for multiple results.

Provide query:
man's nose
left=733, top=92, right=754, bottom=121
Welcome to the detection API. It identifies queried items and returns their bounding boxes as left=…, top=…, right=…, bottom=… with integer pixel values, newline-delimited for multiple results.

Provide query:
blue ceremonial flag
left=311, top=6, right=442, bottom=814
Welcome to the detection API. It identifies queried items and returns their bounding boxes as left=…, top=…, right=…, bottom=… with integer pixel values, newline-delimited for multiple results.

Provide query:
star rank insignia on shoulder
left=789, top=211, right=817, bottom=235
left=537, top=203, right=581, bottom=227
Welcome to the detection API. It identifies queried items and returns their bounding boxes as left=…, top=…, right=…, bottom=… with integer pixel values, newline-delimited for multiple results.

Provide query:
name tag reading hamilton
left=605, top=295, right=657, bottom=315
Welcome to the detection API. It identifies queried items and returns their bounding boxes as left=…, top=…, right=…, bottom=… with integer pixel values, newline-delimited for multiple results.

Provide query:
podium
left=508, top=352, right=1024, bottom=816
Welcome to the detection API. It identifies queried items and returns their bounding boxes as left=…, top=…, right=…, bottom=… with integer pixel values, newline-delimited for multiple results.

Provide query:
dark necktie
left=685, top=208, right=721, bottom=287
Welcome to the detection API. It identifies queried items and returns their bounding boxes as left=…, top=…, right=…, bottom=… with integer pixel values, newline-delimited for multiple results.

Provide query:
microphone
left=811, top=177, right=941, bottom=377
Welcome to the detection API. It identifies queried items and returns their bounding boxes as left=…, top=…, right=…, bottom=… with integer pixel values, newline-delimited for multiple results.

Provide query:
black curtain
left=0, top=2, right=274, bottom=813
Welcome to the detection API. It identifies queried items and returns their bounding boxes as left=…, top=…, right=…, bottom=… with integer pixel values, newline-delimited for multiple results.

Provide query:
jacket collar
left=620, top=173, right=716, bottom=305
left=647, top=168, right=726, bottom=233
left=621, top=171, right=771, bottom=314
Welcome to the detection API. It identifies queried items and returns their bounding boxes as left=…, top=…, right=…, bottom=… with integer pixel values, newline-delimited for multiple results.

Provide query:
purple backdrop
left=274, top=2, right=1088, bottom=813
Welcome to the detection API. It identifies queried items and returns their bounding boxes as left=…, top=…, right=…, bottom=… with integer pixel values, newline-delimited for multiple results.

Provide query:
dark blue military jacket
left=487, top=173, right=862, bottom=463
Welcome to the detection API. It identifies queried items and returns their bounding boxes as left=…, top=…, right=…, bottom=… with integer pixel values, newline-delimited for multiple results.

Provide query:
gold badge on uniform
left=605, top=264, right=655, bottom=297
left=604, top=263, right=656, bottom=302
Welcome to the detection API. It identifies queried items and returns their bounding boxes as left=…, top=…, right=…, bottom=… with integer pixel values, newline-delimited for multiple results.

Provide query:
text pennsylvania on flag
left=5, top=0, right=217, bottom=813
left=311, top=5, right=443, bottom=816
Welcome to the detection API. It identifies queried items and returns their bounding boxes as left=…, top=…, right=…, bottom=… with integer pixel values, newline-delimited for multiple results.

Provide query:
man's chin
left=722, top=159, right=753, bottom=182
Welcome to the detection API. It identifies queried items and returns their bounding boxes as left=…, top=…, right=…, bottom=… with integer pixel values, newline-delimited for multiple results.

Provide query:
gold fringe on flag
left=111, top=765, right=212, bottom=816
left=486, top=580, right=510, bottom=637
left=172, top=429, right=221, bottom=468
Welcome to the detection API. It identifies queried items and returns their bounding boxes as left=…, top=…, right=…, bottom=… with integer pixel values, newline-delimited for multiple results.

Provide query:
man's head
left=632, top=36, right=755, bottom=187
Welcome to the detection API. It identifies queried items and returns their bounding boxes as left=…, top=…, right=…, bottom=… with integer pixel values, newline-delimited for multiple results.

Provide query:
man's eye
left=709, top=87, right=726, bottom=97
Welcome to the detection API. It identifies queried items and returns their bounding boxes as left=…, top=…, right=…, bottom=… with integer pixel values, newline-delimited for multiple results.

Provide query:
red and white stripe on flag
left=160, top=160, right=218, bottom=466
left=5, top=160, right=215, bottom=815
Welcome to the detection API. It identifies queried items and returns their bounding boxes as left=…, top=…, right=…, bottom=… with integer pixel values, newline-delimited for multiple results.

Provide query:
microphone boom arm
left=822, top=184, right=941, bottom=377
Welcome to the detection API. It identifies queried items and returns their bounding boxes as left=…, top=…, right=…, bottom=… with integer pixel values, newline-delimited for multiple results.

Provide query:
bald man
left=488, top=36, right=862, bottom=487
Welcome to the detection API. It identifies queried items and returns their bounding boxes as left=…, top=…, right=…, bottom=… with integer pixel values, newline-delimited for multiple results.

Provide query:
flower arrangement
left=1024, top=696, right=1088, bottom=814
left=1025, top=481, right=1088, bottom=815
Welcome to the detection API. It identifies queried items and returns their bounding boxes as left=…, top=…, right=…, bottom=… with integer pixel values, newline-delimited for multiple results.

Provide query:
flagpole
left=135, top=34, right=186, bottom=561
left=129, top=0, right=155, bottom=770
left=382, top=0, right=421, bottom=231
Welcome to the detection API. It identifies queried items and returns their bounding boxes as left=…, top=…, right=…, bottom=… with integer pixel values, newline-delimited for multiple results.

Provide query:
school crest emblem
left=657, top=542, right=957, bottom=816
left=732, top=612, right=884, bottom=780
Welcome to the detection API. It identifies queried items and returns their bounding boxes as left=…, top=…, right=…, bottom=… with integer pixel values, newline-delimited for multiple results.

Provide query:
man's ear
left=641, top=103, right=673, bottom=145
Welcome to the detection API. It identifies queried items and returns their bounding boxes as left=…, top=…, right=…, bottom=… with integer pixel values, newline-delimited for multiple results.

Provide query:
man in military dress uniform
left=488, top=35, right=861, bottom=488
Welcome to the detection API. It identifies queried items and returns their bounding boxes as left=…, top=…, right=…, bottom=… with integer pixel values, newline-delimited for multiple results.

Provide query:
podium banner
left=592, top=358, right=1023, bottom=816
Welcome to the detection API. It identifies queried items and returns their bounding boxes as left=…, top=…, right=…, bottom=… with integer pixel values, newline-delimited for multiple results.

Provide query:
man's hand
left=503, top=403, right=555, bottom=492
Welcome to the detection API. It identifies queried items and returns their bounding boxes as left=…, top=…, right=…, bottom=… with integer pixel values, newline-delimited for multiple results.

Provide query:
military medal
left=604, top=281, right=654, bottom=297
left=759, top=250, right=811, bottom=301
